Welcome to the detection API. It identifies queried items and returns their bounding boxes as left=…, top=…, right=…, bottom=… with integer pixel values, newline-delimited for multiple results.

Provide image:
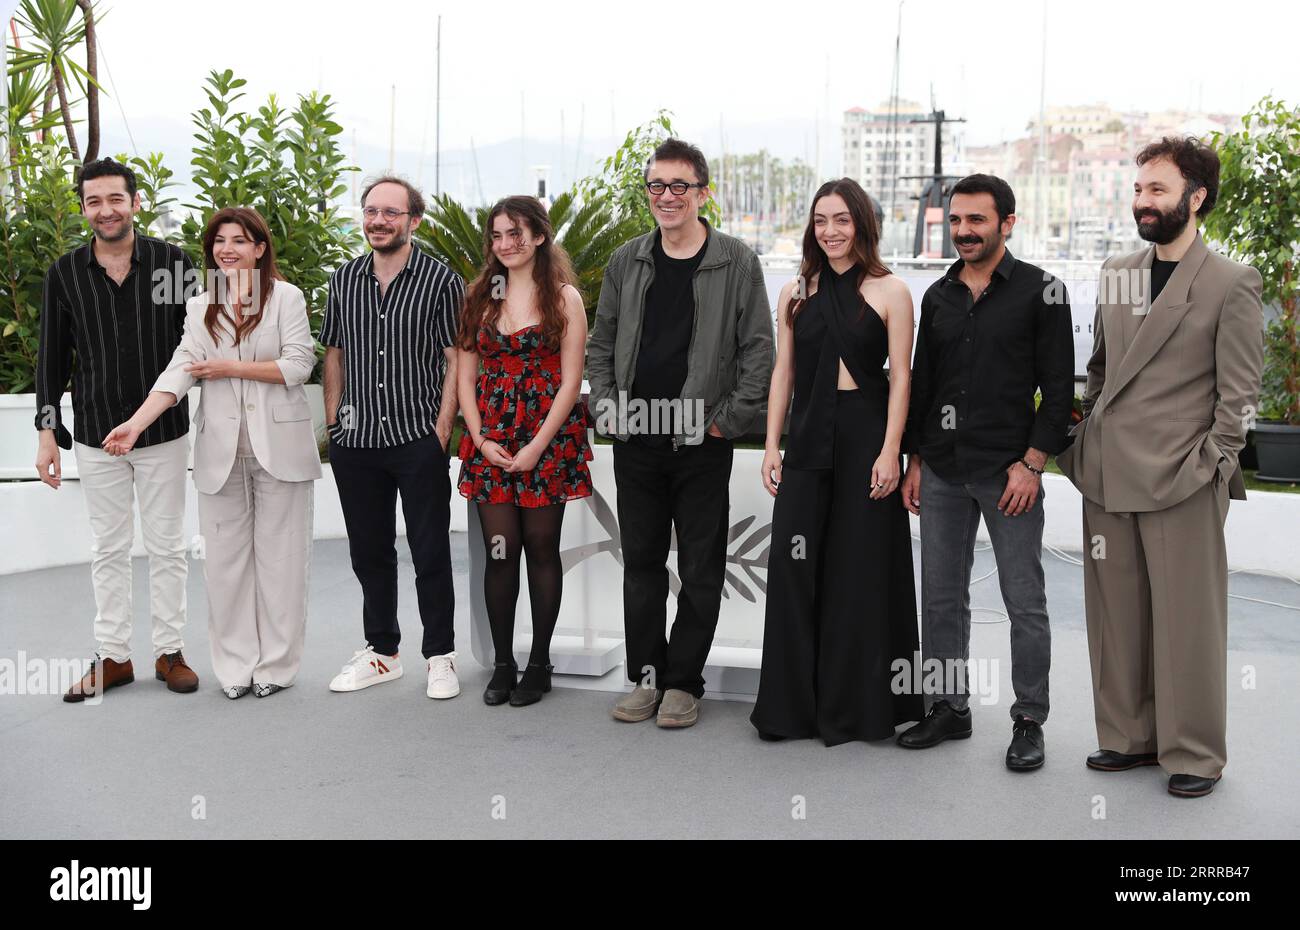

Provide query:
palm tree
left=8, top=0, right=101, bottom=162
left=416, top=189, right=642, bottom=330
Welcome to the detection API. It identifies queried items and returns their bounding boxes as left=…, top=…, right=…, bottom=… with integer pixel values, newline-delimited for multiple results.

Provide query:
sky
left=5, top=0, right=1296, bottom=200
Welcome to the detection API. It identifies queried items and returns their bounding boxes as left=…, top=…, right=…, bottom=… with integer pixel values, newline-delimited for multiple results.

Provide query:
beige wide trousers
left=197, top=453, right=313, bottom=689
left=1081, top=477, right=1231, bottom=779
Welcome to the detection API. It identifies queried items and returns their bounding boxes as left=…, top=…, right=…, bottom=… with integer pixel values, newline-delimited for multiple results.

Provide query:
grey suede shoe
left=612, top=686, right=663, bottom=722
left=655, top=689, right=700, bottom=728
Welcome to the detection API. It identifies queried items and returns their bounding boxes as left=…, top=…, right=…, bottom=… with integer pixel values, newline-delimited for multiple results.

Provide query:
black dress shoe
left=896, top=700, right=972, bottom=749
left=483, top=662, right=517, bottom=706
left=1006, top=715, right=1045, bottom=771
left=1086, top=749, right=1159, bottom=771
left=757, top=731, right=786, bottom=742
left=1168, top=773, right=1221, bottom=798
left=509, top=663, right=553, bottom=707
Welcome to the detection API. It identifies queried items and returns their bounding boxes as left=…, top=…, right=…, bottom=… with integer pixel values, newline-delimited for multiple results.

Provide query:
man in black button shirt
left=897, top=174, right=1074, bottom=769
left=35, top=158, right=200, bottom=700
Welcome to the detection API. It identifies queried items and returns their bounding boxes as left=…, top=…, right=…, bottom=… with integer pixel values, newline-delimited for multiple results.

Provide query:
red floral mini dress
left=457, top=323, right=593, bottom=507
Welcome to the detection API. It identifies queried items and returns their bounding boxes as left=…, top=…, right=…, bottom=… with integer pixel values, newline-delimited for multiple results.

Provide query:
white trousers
left=198, top=455, right=313, bottom=689
left=73, top=438, right=190, bottom=663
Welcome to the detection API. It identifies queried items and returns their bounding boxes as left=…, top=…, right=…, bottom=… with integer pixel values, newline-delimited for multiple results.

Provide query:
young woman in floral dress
left=456, top=196, right=593, bottom=707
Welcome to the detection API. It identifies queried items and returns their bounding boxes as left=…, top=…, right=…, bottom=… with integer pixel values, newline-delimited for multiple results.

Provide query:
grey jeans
left=919, top=462, right=1051, bottom=723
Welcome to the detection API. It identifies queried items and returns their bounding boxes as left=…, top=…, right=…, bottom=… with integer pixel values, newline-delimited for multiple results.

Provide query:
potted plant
left=1207, top=97, right=1300, bottom=482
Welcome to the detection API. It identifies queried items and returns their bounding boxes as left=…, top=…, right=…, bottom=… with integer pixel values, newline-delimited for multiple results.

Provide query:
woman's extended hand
left=102, top=421, right=143, bottom=456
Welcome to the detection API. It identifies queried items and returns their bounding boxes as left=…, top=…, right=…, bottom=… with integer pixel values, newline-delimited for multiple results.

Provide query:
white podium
left=466, top=439, right=775, bottom=695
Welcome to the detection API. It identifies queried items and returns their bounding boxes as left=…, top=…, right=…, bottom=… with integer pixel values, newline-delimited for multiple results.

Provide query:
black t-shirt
left=1151, top=257, right=1178, bottom=304
left=630, top=231, right=706, bottom=445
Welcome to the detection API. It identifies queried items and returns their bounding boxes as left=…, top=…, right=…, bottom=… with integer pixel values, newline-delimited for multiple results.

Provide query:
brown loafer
left=64, top=656, right=134, bottom=703
left=155, top=651, right=199, bottom=693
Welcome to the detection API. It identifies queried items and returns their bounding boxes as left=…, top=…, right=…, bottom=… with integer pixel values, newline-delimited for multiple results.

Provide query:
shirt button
left=379, top=350, right=384, bottom=355
left=378, top=383, right=384, bottom=389
left=381, top=415, right=387, bottom=421
left=246, top=404, right=255, bottom=411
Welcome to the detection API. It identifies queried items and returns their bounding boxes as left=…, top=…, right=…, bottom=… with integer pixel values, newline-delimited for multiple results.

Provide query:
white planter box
left=0, top=458, right=469, bottom=576
left=3, top=385, right=327, bottom=479
left=460, top=447, right=1300, bottom=687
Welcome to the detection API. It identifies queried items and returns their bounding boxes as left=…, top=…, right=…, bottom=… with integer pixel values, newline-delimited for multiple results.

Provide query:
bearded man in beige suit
left=1057, top=136, right=1263, bottom=799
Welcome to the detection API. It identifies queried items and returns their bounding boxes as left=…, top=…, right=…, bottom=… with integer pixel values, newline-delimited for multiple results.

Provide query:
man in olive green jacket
left=586, top=137, right=773, bottom=729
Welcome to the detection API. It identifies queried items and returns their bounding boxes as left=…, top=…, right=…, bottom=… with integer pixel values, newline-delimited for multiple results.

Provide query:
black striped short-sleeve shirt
left=35, top=233, right=195, bottom=450
left=320, top=245, right=464, bottom=448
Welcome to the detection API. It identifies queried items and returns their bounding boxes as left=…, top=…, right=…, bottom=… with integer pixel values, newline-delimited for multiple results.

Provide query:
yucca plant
left=6, top=67, right=65, bottom=198
left=8, top=0, right=102, bottom=161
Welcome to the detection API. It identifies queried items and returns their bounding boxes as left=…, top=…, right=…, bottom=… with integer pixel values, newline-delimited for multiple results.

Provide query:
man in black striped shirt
left=34, top=157, right=200, bottom=700
left=321, top=175, right=466, bottom=700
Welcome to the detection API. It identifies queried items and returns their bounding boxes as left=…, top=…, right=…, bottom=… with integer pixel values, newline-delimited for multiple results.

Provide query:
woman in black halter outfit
left=751, top=178, right=923, bottom=745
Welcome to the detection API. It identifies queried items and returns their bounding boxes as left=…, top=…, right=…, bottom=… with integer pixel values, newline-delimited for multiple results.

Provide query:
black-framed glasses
left=646, top=181, right=706, bottom=195
left=362, top=207, right=412, bottom=220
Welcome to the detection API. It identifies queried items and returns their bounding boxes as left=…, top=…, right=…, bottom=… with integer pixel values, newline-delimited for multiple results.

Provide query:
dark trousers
left=329, top=432, right=455, bottom=659
left=919, top=462, right=1051, bottom=722
left=612, top=436, right=733, bottom=698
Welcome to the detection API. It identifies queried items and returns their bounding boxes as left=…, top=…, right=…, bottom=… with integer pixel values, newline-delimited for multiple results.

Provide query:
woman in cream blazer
left=104, top=207, right=321, bottom=699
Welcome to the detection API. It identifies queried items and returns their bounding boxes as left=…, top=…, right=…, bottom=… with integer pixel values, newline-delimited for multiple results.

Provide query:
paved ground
left=1, top=535, right=1297, bottom=839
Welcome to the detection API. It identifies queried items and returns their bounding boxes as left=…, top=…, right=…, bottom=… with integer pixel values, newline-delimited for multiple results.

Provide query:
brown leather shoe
left=155, top=651, right=199, bottom=693
left=64, top=656, right=134, bottom=703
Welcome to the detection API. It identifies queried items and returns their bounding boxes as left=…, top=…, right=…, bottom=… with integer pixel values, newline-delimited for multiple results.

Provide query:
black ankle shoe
left=896, top=700, right=972, bottom=749
left=483, top=662, right=517, bottom=706
left=1086, top=749, right=1159, bottom=771
left=1168, top=773, right=1221, bottom=798
left=509, top=663, right=553, bottom=707
left=1006, top=715, right=1045, bottom=771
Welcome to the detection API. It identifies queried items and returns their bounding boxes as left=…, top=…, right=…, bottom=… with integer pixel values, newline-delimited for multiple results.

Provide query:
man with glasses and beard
left=321, top=176, right=466, bottom=701
left=898, top=174, right=1074, bottom=771
left=1057, top=137, right=1263, bottom=798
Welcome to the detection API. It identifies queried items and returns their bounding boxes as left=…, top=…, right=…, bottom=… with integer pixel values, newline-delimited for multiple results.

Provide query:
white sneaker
left=329, top=645, right=403, bottom=692
left=426, top=652, right=460, bottom=699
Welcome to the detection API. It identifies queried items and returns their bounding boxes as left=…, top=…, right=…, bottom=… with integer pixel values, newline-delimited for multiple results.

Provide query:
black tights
left=477, top=502, right=566, bottom=668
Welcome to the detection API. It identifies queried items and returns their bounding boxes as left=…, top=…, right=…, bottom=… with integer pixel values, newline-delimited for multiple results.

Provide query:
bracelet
left=1019, top=458, right=1044, bottom=476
